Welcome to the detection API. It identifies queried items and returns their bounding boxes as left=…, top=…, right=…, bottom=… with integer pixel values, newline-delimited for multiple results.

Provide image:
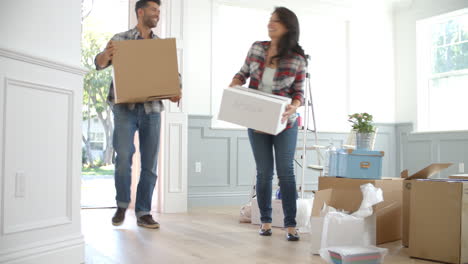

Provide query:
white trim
left=0, top=234, right=84, bottom=263
left=0, top=48, right=87, bottom=76
left=1, top=78, right=75, bottom=235
left=188, top=192, right=250, bottom=198
left=431, top=69, right=468, bottom=80
left=418, top=7, right=468, bottom=25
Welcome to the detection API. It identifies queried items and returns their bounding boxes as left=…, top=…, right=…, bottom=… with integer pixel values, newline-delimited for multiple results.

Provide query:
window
left=211, top=2, right=349, bottom=131
left=89, top=132, right=105, bottom=150
left=417, top=9, right=468, bottom=132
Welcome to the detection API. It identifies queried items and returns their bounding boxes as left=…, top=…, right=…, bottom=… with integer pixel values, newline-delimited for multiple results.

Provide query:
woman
left=229, top=7, right=306, bottom=241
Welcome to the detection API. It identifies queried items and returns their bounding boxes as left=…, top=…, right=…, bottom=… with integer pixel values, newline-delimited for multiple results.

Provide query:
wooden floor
left=82, top=207, right=438, bottom=264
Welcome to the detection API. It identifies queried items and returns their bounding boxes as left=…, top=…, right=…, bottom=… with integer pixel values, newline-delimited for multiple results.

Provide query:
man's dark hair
left=135, top=0, right=161, bottom=17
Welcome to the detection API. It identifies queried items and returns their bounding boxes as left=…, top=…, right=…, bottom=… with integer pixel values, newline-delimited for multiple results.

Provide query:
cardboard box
left=318, top=176, right=402, bottom=244
left=112, top=38, right=181, bottom=103
left=310, top=188, right=377, bottom=254
left=408, top=179, right=468, bottom=264
left=217, top=86, right=291, bottom=135
left=401, top=163, right=452, bottom=247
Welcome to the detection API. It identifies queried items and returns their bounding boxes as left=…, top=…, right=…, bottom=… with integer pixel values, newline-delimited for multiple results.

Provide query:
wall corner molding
left=0, top=47, right=88, bottom=76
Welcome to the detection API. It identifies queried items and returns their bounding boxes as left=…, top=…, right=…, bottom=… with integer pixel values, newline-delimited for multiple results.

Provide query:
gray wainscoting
left=188, top=115, right=399, bottom=207
left=397, top=124, right=468, bottom=178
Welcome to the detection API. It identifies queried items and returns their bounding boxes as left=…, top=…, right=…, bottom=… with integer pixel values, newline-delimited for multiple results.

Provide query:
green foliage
left=81, top=31, right=113, bottom=119
left=93, top=158, right=104, bottom=167
left=348, top=113, right=375, bottom=133
left=82, top=165, right=115, bottom=176
left=432, top=19, right=468, bottom=74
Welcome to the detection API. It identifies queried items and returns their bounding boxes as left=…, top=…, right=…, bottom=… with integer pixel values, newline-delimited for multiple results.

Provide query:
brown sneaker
left=112, top=207, right=127, bottom=226
left=137, top=214, right=160, bottom=229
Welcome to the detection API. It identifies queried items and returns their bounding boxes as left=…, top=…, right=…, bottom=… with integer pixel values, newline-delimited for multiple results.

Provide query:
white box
left=218, top=86, right=291, bottom=135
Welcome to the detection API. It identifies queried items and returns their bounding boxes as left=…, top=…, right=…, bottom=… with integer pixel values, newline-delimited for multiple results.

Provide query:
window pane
left=445, top=20, right=459, bottom=44
left=89, top=132, right=96, bottom=141
left=96, top=133, right=104, bottom=141
left=90, top=142, right=104, bottom=150
left=428, top=74, right=468, bottom=131
left=433, top=46, right=448, bottom=73
left=432, top=23, right=445, bottom=46
left=461, top=16, right=468, bottom=41
left=433, top=42, right=468, bottom=73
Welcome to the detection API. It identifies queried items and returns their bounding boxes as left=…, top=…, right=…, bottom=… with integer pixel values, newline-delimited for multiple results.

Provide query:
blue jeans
left=248, top=121, right=298, bottom=227
left=112, top=103, right=161, bottom=218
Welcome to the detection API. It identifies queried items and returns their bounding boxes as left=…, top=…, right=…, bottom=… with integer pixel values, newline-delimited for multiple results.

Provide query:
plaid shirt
left=234, top=41, right=306, bottom=105
left=234, top=41, right=306, bottom=129
left=95, top=27, right=164, bottom=113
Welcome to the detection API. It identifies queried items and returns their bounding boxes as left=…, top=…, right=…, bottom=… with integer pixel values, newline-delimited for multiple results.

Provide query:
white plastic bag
left=320, top=183, right=383, bottom=250
left=296, top=198, right=314, bottom=233
left=251, top=198, right=313, bottom=232
left=239, top=202, right=252, bottom=223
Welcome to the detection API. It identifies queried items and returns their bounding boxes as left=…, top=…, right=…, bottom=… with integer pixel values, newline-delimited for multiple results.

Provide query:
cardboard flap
left=400, top=169, right=409, bottom=179
left=312, top=189, right=333, bottom=216
left=312, top=188, right=363, bottom=216
left=405, top=163, right=453, bottom=180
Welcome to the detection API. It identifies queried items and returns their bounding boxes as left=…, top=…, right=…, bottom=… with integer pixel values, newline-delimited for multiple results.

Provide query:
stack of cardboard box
left=316, top=163, right=468, bottom=264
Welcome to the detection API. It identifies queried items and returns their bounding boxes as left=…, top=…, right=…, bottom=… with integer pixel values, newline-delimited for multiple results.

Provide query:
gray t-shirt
left=259, top=67, right=297, bottom=124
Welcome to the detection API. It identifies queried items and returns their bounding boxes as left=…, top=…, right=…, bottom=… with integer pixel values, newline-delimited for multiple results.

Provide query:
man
left=95, top=0, right=180, bottom=229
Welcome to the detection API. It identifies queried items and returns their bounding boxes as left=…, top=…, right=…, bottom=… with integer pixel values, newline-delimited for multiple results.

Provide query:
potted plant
left=348, top=113, right=376, bottom=150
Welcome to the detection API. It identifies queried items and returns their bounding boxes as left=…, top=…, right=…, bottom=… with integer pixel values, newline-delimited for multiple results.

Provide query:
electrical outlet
left=15, top=171, right=25, bottom=198
left=459, top=162, right=465, bottom=173
left=195, top=162, right=202, bottom=173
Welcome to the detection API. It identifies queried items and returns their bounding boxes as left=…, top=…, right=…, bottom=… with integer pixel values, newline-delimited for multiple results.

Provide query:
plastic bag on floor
left=239, top=202, right=252, bottom=223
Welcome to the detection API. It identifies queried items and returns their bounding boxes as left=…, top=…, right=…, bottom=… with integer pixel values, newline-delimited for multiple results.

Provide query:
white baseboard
left=0, top=235, right=84, bottom=264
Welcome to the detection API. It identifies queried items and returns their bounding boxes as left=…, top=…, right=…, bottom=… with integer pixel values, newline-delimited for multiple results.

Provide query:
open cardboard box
left=401, top=163, right=453, bottom=247
left=408, top=178, right=468, bottom=264
left=318, top=177, right=402, bottom=245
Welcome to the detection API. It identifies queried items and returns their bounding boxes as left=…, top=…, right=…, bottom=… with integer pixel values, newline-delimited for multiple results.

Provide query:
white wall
left=0, top=0, right=85, bottom=263
left=0, top=0, right=82, bottom=67
left=348, top=0, right=395, bottom=122
left=183, top=0, right=397, bottom=126
left=393, top=0, right=468, bottom=123
left=183, top=0, right=213, bottom=115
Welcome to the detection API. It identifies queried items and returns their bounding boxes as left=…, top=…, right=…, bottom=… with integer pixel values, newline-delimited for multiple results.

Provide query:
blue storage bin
left=328, top=149, right=384, bottom=179
left=342, top=149, right=384, bottom=179
left=328, top=149, right=348, bottom=177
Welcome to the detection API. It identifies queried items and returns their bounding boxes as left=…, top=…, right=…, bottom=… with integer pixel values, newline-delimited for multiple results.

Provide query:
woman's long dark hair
left=270, top=7, right=307, bottom=65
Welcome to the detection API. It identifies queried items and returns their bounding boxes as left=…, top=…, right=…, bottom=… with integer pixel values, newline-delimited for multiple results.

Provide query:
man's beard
left=143, top=15, right=158, bottom=28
